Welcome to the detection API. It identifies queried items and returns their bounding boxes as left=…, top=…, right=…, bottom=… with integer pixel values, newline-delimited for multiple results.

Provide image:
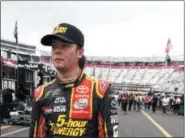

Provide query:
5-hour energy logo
left=49, top=115, right=88, bottom=136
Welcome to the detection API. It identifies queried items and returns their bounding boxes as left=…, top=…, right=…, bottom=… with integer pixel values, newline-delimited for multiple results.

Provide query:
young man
left=29, top=23, right=119, bottom=138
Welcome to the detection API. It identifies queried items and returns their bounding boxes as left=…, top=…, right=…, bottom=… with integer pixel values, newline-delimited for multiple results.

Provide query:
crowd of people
left=117, top=92, right=184, bottom=115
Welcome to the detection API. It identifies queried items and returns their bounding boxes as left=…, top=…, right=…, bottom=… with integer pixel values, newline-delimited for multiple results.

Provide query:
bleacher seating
left=84, top=55, right=184, bottom=93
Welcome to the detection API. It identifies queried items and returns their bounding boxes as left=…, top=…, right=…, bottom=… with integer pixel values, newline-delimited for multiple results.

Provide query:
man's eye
left=52, top=46, right=56, bottom=50
left=63, top=44, right=70, bottom=48
left=52, top=44, right=70, bottom=50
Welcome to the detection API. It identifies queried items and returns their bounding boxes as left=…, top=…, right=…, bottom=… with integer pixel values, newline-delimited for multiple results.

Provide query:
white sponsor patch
left=50, top=88, right=61, bottom=96
left=42, top=106, right=53, bottom=114
left=110, top=110, right=117, bottom=113
left=113, top=125, right=119, bottom=137
left=73, top=98, right=88, bottom=109
left=45, top=108, right=52, bottom=114
left=111, top=99, right=117, bottom=108
left=54, top=97, right=66, bottom=104
left=109, top=94, right=115, bottom=98
left=65, top=83, right=74, bottom=88
left=110, top=115, right=119, bottom=124
left=53, top=106, right=66, bottom=113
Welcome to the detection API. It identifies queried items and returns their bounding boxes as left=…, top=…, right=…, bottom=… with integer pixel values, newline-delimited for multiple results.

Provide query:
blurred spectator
left=133, top=94, right=137, bottom=111
left=136, top=94, right=142, bottom=112
left=152, top=95, right=158, bottom=113
left=161, top=95, right=169, bottom=115
left=128, top=93, right=134, bottom=111
left=121, top=93, right=128, bottom=115
left=148, top=96, right=152, bottom=110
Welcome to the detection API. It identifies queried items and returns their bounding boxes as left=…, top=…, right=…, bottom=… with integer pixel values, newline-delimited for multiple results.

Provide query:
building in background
left=0, top=39, right=55, bottom=105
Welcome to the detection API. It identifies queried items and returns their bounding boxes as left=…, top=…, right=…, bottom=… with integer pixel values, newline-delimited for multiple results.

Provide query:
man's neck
left=57, top=67, right=82, bottom=82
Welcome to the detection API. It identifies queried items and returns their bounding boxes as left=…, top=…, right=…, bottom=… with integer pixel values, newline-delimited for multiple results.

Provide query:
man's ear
left=77, top=48, right=84, bottom=59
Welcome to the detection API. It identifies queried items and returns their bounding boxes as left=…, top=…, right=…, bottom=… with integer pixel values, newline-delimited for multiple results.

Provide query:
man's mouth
left=54, top=58, right=64, bottom=62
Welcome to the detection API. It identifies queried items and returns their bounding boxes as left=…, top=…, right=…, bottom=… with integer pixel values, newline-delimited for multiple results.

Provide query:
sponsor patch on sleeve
left=96, top=79, right=110, bottom=98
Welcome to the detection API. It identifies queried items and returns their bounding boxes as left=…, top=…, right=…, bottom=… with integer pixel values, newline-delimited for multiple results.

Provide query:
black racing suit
left=29, top=72, right=119, bottom=138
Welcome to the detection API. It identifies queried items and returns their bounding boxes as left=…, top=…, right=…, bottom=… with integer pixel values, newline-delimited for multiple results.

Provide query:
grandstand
left=84, top=55, right=184, bottom=94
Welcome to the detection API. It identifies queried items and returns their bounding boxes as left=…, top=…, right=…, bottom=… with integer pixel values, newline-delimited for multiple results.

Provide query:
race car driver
left=29, top=23, right=119, bottom=138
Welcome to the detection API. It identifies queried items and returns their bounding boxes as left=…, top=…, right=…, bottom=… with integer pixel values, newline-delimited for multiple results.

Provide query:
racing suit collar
left=56, top=71, right=85, bottom=88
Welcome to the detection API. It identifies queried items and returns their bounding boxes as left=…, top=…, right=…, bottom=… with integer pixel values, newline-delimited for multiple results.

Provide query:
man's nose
left=54, top=50, right=61, bottom=54
left=53, top=47, right=63, bottom=54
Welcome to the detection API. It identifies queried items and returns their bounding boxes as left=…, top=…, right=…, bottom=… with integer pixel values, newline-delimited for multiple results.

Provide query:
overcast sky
left=1, top=1, right=184, bottom=57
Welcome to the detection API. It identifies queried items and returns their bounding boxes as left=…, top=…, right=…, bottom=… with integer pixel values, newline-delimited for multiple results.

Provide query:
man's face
left=51, top=40, right=84, bottom=71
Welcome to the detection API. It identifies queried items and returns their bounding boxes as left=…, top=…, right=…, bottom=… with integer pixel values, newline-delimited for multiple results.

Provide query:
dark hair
left=78, top=55, right=86, bottom=70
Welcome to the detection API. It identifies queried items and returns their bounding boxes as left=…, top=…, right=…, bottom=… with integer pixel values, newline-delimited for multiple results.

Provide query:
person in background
left=173, top=96, right=178, bottom=114
left=118, top=93, right=122, bottom=107
left=175, top=96, right=181, bottom=114
left=143, top=94, right=149, bottom=110
left=148, top=96, right=152, bottom=110
left=169, top=95, right=175, bottom=113
left=128, top=93, right=134, bottom=111
left=136, top=94, right=142, bottom=112
left=121, top=93, right=128, bottom=115
left=133, top=94, right=137, bottom=111
left=152, top=94, right=158, bottom=113
left=161, top=95, right=169, bottom=115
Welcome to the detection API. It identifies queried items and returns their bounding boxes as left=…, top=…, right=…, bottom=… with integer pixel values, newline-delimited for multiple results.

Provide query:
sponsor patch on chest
left=73, top=98, right=89, bottom=109
left=69, top=80, right=93, bottom=119
left=42, top=106, right=53, bottom=114
left=54, top=97, right=66, bottom=104
left=53, top=105, right=66, bottom=113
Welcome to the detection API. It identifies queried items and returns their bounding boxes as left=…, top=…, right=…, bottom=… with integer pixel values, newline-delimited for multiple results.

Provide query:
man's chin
left=55, top=66, right=66, bottom=72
